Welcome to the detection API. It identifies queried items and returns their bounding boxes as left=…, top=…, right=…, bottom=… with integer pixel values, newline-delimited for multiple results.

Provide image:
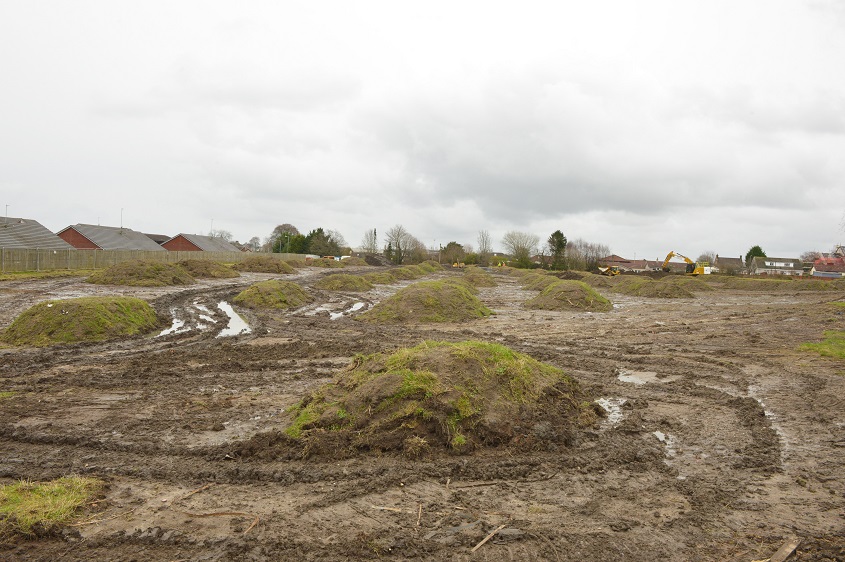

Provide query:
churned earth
left=1, top=266, right=844, bottom=561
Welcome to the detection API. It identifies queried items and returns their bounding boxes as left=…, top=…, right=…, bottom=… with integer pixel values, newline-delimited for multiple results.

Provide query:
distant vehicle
left=597, top=266, right=620, bottom=276
left=662, top=251, right=711, bottom=275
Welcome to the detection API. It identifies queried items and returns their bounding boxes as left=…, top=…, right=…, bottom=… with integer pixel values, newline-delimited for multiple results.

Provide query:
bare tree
left=477, top=230, right=492, bottom=266
left=800, top=250, right=822, bottom=262
left=568, top=238, right=610, bottom=271
left=326, top=229, right=348, bottom=249
left=501, top=231, right=539, bottom=268
left=360, top=228, right=379, bottom=253
left=208, top=229, right=233, bottom=242
left=384, top=224, right=417, bottom=264
left=247, top=236, right=261, bottom=251
left=696, top=250, right=716, bottom=264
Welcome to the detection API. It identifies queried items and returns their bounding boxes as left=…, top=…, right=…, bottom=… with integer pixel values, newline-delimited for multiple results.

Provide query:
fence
left=0, top=248, right=301, bottom=273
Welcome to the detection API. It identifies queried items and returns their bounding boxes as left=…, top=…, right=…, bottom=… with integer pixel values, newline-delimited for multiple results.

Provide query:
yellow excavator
left=597, top=265, right=620, bottom=276
left=662, top=251, right=711, bottom=275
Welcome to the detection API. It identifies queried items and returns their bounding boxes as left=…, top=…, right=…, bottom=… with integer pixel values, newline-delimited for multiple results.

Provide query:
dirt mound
left=309, top=258, right=345, bottom=268
left=550, top=270, right=585, bottom=280
left=525, top=280, right=613, bottom=311
left=177, top=259, right=240, bottom=279
left=463, top=267, right=497, bottom=287
left=579, top=272, right=613, bottom=288
left=264, top=340, right=601, bottom=457
left=421, top=260, right=444, bottom=271
left=390, top=266, right=424, bottom=280
left=610, top=277, right=693, bottom=298
left=362, top=271, right=397, bottom=285
left=233, top=256, right=295, bottom=274
left=232, top=280, right=313, bottom=310
left=520, top=273, right=558, bottom=291
left=87, top=260, right=194, bottom=287
left=442, top=277, right=479, bottom=294
left=284, top=259, right=308, bottom=268
left=313, top=274, right=373, bottom=292
left=1, top=296, right=159, bottom=346
left=665, top=276, right=714, bottom=292
left=340, top=257, right=369, bottom=266
left=358, top=280, right=493, bottom=323
left=721, top=277, right=840, bottom=292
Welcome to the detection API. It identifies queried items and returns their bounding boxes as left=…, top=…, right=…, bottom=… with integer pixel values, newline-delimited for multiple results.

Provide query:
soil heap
left=313, top=274, right=373, bottom=292
left=177, top=259, right=239, bottom=279
left=525, top=280, right=613, bottom=311
left=463, top=267, right=497, bottom=287
left=87, top=260, right=194, bottom=287
left=1, top=296, right=159, bottom=346
left=280, top=340, right=601, bottom=457
left=233, top=280, right=313, bottom=310
left=309, top=258, right=344, bottom=268
left=610, top=277, right=693, bottom=298
left=340, top=257, right=369, bottom=266
left=362, top=271, right=396, bottom=285
left=233, top=256, right=295, bottom=274
left=520, top=272, right=559, bottom=291
left=358, top=280, right=492, bottom=323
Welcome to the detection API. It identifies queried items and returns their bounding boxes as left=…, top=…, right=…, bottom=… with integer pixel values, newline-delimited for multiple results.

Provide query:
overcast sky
left=2, top=1, right=844, bottom=260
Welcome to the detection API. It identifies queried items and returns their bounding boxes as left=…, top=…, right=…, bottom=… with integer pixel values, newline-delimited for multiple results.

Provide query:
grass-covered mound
left=310, top=258, right=345, bottom=268
left=284, top=259, right=308, bottom=268
left=87, top=260, right=194, bottom=287
left=419, top=260, right=444, bottom=272
left=579, top=272, right=614, bottom=288
left=278, top=340, right=601, bottom=457
left=525, top=280, right=613, bottom=311
left=609, top=276, right=693, bottom=298
left=178, top=259, right=240, bottom=279
left=1, top=297, right=160, bottom=346
left=233, top=280, right=313, bottom=309
left=233, top=255, right=296, bottom=274
left=520, top=272, right=558, bottom=291
left=341, top=257, right=369, bottom=266
left=0, top=476, right=102, bottom=538
left=443, top=277, right=479, bottom=294
left=358, top=280, right=493, bottom=323
left=720, top=277, right=840, bottom=292
left=665, top=276, right=714, bottom=292
left=362, top=271, right=397, bottom=285
left=390, top=266, right=424, bottom=280
left=313, top=274, right=373, bottom=292
left=464, top=267, right=497, bottom=287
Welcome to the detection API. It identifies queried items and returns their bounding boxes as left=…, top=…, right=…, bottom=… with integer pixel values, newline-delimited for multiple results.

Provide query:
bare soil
left=1, top=268, right=844, bottom=561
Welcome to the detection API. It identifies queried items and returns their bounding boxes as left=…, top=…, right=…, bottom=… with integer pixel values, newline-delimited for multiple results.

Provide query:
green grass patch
left=608, top=276, right=693, bottom=298
left=313, top=274, right=373, bottom=292
left=390, top=267, right=424, bottom=280
left=0, top=391, right=16, bottom=400
left=233, top=255, right=295, bottom=274
left=279, top=340, right=599, bottom=455
left=233, top=280, right=314, bottom=310
left=0, top=270, right=99, bottom=282
left=526, top=280, right=613, bottom=311
left=358, top=280, right=493, bottom=323
left=362, top=271, right=397, bottom=285
left=87, top=260, right=194, bottom=287
left=0, top=476, right=102, bottom=537
left=178, top=259, right=239, bottom=279
left=1, top=296, right=160, bottom=347
left=309, top=258, right=345, bottom=268
left=463, top=267, right=497, bottom=287
left=341, top=257, right=369, bottom=266
left=800, top=330, right=845, bottom=359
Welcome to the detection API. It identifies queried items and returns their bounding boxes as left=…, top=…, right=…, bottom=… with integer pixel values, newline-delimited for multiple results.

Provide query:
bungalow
left=58, top=224, right=165, bottom=251
left=712, top=255, right=746, bottom=275
left=811, top=256, right=845, bottom=278
left=748, top=256, right=803, bottom=276
left=0, top=217, right=73, bottom=249
left=162, top=233, right=240, bottom=252
left=144, top=233, right=171, bottom=245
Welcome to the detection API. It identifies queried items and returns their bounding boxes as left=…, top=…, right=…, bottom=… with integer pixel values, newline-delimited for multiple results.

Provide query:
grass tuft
left=0, top=476, right=102, bottom=537
left=233, top=280, right=313, bottom=309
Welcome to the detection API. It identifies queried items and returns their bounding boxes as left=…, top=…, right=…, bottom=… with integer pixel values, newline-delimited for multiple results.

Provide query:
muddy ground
left=1, top=267, right=844, bottom=561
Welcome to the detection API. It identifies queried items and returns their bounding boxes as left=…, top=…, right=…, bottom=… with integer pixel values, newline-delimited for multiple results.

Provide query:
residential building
left=748, top=256, right=803, bottom=276
left=162, top=233, right=240, bottom=252
left=0, top=217, right=73, bottom=249
left=58, top=224, right=166, bottom=251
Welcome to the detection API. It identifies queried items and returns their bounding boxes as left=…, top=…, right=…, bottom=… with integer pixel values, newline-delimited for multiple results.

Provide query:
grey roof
left=144, top=233, right=171, bottom=245
left=0, top=217, right=74, bottom=249
left=713, top=256, right=745, bottom=270
left=60, top=224, right=166, bottom=251
left=170, top=233, right=241, bottom=252
left=749, top=256, right=801, bottom=269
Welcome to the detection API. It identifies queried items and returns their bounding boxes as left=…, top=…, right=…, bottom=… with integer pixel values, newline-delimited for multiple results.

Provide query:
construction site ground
left=1, top=267, right=844, bottom=561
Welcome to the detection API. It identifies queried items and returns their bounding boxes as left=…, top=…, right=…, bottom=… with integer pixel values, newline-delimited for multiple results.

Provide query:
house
left=811, top=256, right=845, bottom=278
left=162, top=233, right=240, bottom=252
left=0, top=217, right=74, bottom=249
left=712, top=255, right=746, bottom=274
left=748, top=256, right=803, bottom=276
left=144, top=233, right=171, bottom=245
left=58, top=224, right=166, bottom=251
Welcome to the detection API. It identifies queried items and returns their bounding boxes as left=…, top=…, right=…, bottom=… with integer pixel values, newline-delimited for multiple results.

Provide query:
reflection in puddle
left=596, top=397, right=626, bottom=427
left=217, top=301, right=252, bottom=337
left=158, top=307, right=189, bottom=337
left=653, top=430, right=679, bottom=457
left=330, top=302, right=367, bottom=321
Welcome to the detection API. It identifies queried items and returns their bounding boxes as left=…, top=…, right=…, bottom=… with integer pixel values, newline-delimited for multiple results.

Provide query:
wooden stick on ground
left=471, top=524, right=507, bottom=553
left=417, top=504, right=422, bottom=527
left=180, top=483, right=214, bottom=500
left=769, top=537, right=801, bottom=562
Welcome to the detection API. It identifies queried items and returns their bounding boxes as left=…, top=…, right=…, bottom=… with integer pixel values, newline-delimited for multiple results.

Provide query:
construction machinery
left=662, top=251, right=711, bottom=275
left=597, top=265, right=620, bottom=276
